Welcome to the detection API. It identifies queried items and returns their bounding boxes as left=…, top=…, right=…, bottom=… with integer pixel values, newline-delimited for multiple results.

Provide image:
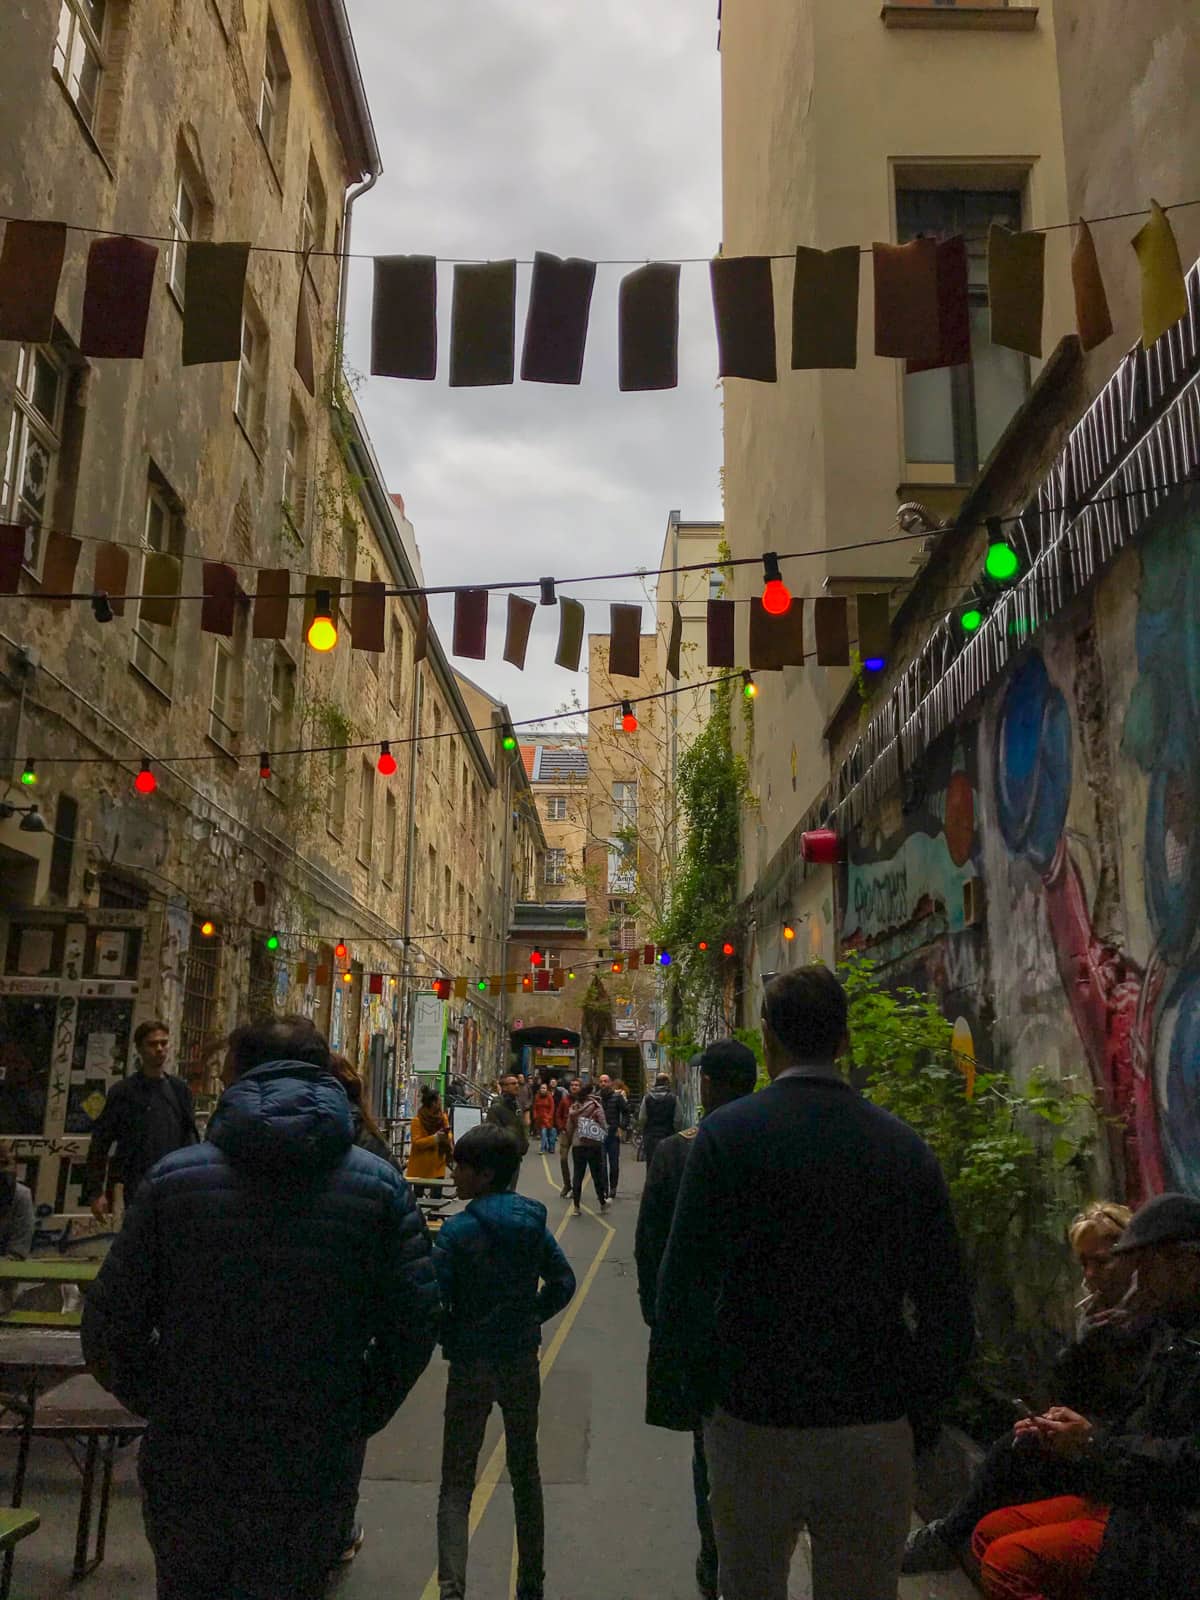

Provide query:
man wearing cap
left=635, top=1040, right=759, bottom=1600
left=974, top=1191, right=1200, bottom=1600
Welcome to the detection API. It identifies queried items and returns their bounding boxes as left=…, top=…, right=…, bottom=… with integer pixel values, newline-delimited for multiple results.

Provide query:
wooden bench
left=0, top=1259, right=100, bottom=1331
left=0, top=1507, right=40, bottom=1600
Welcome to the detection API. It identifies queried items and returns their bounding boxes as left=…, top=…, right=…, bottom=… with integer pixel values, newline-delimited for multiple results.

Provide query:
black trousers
left=693, top=1426, right=719, bottom=1574
left=572, top=1145, right=607, bottom=1208
left=604, top=1130, right=622, bottom=1194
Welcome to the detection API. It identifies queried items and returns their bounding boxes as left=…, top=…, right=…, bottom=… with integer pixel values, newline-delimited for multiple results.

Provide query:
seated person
left=905, top=1200, right=1144, bottom=1573
left=973, top=1192, right=1200, bottom=1600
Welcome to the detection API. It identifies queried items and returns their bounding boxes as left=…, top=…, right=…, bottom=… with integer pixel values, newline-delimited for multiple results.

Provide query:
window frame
left=545, top=794, right=568, bottom=822
left=281, top=403, right=308, bottom=540
left=258, top=18, right=289, bottom=173
left=234, top=302, right=267, bottom=443
left=357, top=756, right=375, bottom=865
left=383, top=789, right=398, bottom=886
left=167, top=166, right=198, bottom=307
left=327, top=746, right=348, bottom=838
left=3, top=344, right=68, bottom=577
left=131, top=477, right=185, bottom=698
left=53, top=0, right=107, bottom=133
left=389, top=619, right=405, bottom=709
left=265, top=645, right=295, bottom=793
left=544, top=847, right=568, bottom=885
left=208, top=632, right=241, bottom=754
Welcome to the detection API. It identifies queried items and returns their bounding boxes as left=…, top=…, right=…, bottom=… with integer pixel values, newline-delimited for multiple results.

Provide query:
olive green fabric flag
left=182, top=242, right=250, bottom=365
left=1071, top=219, right=1113, bottom=353
left=749, top=597, right=804, bottom=671
left=987, top=226, right=1046, bottom=358
left=1132, top=200, right=1188, bottom=350
left=609, top=604, right=642, bottom=678
left=555, top=596, right=585, bottom=671
left=371, top=255, right=437, bottom=380
left=856, top=594, right=891, bottom=666
left=450, top=261, right=516, bottom=387
left=618, top=262, right=680, bottom=391
left=503, top=594, right=536, bottom=669
left=140, top=552, right=181, bottom=628
left=791, top=245, right=860, bottom=370
left=351, top=580, right=386, bottom=653
left=252, top=568, right=291, bottom=640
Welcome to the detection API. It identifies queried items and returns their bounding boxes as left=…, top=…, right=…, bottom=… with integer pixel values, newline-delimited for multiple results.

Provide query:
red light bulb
left=258, top=751, right=271, bottom=780
left=377, top=743, right=397, bottom=776
left=762, top=577, right=791, bottom=616
left=698, top=941, right=708, bottom=951
left=134, top=760, right=157, bottom=795
left=334, top=941, right=348, bottom=962
left=620, top=700, right=638, bottom=733
left=722, top=942, right=735, bottom=956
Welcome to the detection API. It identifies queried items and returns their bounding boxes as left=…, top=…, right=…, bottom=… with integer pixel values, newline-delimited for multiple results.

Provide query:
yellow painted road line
left=509, top=1531, right=519, bottom=1600
left=417, top=1158, right=609, bottom=1600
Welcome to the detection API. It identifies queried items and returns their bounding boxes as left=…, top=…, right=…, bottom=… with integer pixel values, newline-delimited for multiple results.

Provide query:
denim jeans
left=539, top=1127, right=557, bottom=1152
left=604, top=1130, right=621, bottom=1194
left=438, top=1354, right=544, bottom=1600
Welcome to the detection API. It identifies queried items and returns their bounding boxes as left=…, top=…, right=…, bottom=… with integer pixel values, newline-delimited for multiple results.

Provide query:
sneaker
left=560, top=1185, right=571, bottom=1198
left=572, top=1206, right=581, bottom=1216
left=600, top=1199, right=610, bottom=1211
left=336, top=1526, right=365, bottom=1565
left=696, top=1553, right=720, bottom=1599
left=901, top=1521, right=959, bottom=1574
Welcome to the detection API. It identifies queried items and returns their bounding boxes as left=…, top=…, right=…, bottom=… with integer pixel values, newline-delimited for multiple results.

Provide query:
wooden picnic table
left=0, top=1261, right=101, bottom=1285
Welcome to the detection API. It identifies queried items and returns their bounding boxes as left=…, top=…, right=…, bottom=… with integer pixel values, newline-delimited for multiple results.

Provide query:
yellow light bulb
left=307, top=614, right=338, bottom=652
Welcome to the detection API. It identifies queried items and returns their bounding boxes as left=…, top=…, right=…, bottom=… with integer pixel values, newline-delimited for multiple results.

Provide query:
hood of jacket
left=465, top=1190, right=548, bottom=1243
left=207, top=1060, right=352, bottom=1176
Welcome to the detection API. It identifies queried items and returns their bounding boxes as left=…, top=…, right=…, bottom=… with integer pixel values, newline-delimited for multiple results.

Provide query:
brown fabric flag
left=856, top=593, right=891, bottom=665
left=294, top=275, right=316, bottom=396
left=140, top=552, right=181, bottom=628
left=80, top=236, right=158, bottom=358
left=39, top=531, right=81, bottom=609
left=749, top=597, right=804, bottom=670
left=93, top=542, right=130, bottom=616
left=710, top=256, right=777, bottom=382
left=555, top=596, right=585, bottom=671
left=987, top=226, right=1046, bottom=358
left=504, top=594, right=537, bottom=669
left=200, top=561, right=241, bottom=636
left=618, top=262, right=680, bottom=391
left=907, top=236, right=970, bottom=374
left=873, top=239, right=939, bottom=362
left=0, top=220, right=67, bottom=342
left=371, top=255, right=438, bottom=380
left=707, top=599, right=735, bottom=667
left=813, top=596, right=850, bottom=666
left=314, top=965, right=330, bottom=988
left=454, top=977, right=468, bottom=1000
left=521, top=252, right=596, bottom=384
left=253, top=567, right=291, bottom=640
left=629, top=951, right=640, bottom=971
left=1132, top=200, right=1188, bottom=350
left=505, top=971, right=518, bottom=994
left=296, top=964, right=310, bottom=987
left=453, top=589, right=489, bottom=659
left=182, top=242, right=250, bottom=366
left=665, top=603, right=683, bottom=678
left=1071, top=219, right=1113, bottom=353
left=351, top=580, right=386, bottom=652
left=791, top=245, right=860, bottom=370
left=0, top=524, right=24, bottom=593
left=449, top=261, right=516, bottom=387
left=413, top=593, right=430, bottom=664
left=609, top=604, right=642, bottom=678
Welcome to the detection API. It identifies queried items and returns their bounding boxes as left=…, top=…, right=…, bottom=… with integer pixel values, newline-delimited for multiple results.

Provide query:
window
left=208, top=630, right=244, bottom=752
left=180, top=916, right=220, bottom=1093
left=357, top=758, right=375, bottom=863
left=132, top=477, right=184, bottom=696
left=383, top=791, right=398, bottom=885
left=3, top=344, right=67, bottom=574
left=898, top=187, right=1029, bottom=483
left=300, top=153, right=327, bottom=258
left=327, top=747, right=347, bottom=836
left=389, top=620, right=405, bottom=708
left=281, top=404, right=308, bottom=536
left=235, top=304, right=267, bottom=440
left=258, top=18, right=289, bottom=170
left=612, top=781, right=638, bottom=832
left=167, top=167, right=197, bottom=304
left=545, top=848, right=567, bottom=885
left=54, top=0, right=106, bottom=131
left=708, top=569, right=724, bottom=599
left=266, top=647, right=295, bottom=766
left=443, top=865, right=452, bottom=927
left=545, top=795, right=568, bottom=821
left=427, top=845, right=437, bottom=926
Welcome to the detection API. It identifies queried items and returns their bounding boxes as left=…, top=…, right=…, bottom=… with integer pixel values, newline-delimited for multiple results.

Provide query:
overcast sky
left=342, top=0, right=723, bottom=726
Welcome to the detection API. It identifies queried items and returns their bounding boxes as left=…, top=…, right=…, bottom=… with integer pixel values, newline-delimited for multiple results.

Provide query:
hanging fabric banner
left=629, top=950, right=640, bottom=971
left=503, top=593, right=536, bottom=669
left=521, top=251, right=596, bottom=384
left=791, top=245, right=860, bottom=370
left=710, top=255, right=777, bottom=382
left=413, top=592, right=430, bottom=664
left=505, top=972, right=518, bottom=994
left=749, top=597, right=804, bottom=671
left=314, top=965, right=330, bottom=987
left=618, top=262, right=680, bottom=391
left=371, top=255, right=438, bottom=380
left=706, top=598, right=735, bottom=667
left=535, top=971, right=551, bottom=992
left=987, top=226, right=1046, bottom=358
left=182, top=242, right=250, bottom=366
left=39, top=531, right=81, bottom=609
left=351, top=580, right=386, bottom=652
left=1132, top=199, right=1188, bottom=350
left=907, top=235, right=970, bottom=374
left=296, top=964, right=310, bottom=987
left=0, top=524, right=25, bottom=593
left=80, top=236, right=158, bottom=358
left=1071, top=219, right=1113, bottom=352
left=368, top=973, right=384, bottom=996
left=609, top=603, right=642, bottom=678
left=0, top=220, right=67, bottom=342
left=140, top=552, right=182, bottom=628
left=453, top=588, right=489, bottom=659
left=252, top=567, right=290, bottom=640
left=453, top=977, right=468, bottom=1000
left=665, top=603, right=683, bottom=678
left=449, top=260, right=517, bottom=387
left=856, top=593, right=890, bottom=664
left=813, top=596, right=850, bottom=667
left=200, top=561, right=240, bottom=636
left=873, top=239, right=940, bottom=363
left=93, top=542, right=130, bottom=616
left=643, top=944, right=655, bottom=966
left=294, top=270, right=316, bottom=396
left=555, top=595, right=585, bottom=671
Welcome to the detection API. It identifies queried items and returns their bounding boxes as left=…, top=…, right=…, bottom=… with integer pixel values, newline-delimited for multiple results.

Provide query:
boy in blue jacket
left=433, top=1124, right=576, bottom=1600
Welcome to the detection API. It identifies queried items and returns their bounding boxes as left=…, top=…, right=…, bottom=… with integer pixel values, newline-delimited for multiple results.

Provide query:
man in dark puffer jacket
left=82, top=1015, right=439, bottom=1600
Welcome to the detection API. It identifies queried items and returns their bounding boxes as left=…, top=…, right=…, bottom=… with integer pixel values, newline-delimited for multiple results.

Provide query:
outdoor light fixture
left=659, top=950, right=671, bottom=966
left=530, top=947, right=544, bottom=967
left=377, top=742, right=397, bottom=776
left=306, top=590, right=338, bottom=652
left=134, top=759, right=157, bottom=795
left=958, top=605, right=984, bottom=634
left=502, top=724, right=518, bottom=751
left=200, top=920, right=216, bottom=938
left=18, top=806, right=46, bottom=834
left=863, top=655, right=886, bottom=672
left=697, top=941, right=708, bottom=951
left=259, top=752, right=272, bottom=779
left=783, top=923, right=796, bottom=942
left=761, top=552, right=792, bottom=616
left=20, top=759, right=35, bottom=787
left=522, top=975, right=532, bottom=991
left=342, top=971, right=353, bottom=985
left=266, top=934, right=280, bottom=952
left=722, top=942, right=735, bottom=956
left=621, top=701, right=638, bottom=733
left=742, top=671, right=758, bottom=700
left=567, top=969, right=576, bottom=980
left=477, top=978, right=488, bottom=992
left=334, top=940, right=348, bottom=962
left=91, top=591, right=114, bottom=623
left=984, top=518, right=1020, bottom=583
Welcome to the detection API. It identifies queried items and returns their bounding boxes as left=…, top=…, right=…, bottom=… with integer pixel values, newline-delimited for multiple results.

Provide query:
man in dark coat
left=638, top=1072, right=684, bottom=1169
left=635, top=1040, right=758, bottom=1600
left=486, top=1073, right=530, bottom=1188
left=596, top=1073, right=630, bottom=1196
left=656, top=966, right=973, bottom=1600
left=81, top=1019, right=198, bottom=1221
left=82, top=1015, right=439, bottom=1600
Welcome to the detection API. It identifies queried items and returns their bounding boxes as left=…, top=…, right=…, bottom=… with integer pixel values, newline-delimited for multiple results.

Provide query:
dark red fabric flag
left=80, top=236, right=158, bottom=358
left=873, top=239, right=939, bottom=363
left=706, top=599, right=735, bottom=667
left=907, top=236, right=970, bottom=375
left=521, top=252, right=596, bottom=384
left=351, top=580, right=386, bottom=653
left=453, top=589, right=489, bottom=659
left=504, top=594, right=537, bottom=669
left=0, top=524, right=25, bottom=593
left=40, top=531, right=81, bottom=610
left=93, top=542, right=130, bottom=616
left=0, top=220, right=67, bottom=342
left=201, top=562, right=241, bottom=637
left=371, top=255, right=438, bottom=380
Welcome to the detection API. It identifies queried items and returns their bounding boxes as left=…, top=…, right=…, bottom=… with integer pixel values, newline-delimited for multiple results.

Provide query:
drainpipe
left=335, top=172, right=379, bottom=371
left=497, top=740, right=514, bottom=1072
left=398, top=669, right=423, bottom=1105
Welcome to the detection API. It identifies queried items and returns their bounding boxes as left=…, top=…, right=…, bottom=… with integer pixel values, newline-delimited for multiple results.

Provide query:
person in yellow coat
left=407, top=1084, right=452, bottom=1180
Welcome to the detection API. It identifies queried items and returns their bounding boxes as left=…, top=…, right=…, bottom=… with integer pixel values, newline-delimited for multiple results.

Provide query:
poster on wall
left=66, top=997, right=133, bottom=1133
left=411, top=994, right=447, bottom=1074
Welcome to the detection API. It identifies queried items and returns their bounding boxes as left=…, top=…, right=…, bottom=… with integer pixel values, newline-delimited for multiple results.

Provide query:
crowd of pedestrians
left=55, top=968, right=1200, bottom=1600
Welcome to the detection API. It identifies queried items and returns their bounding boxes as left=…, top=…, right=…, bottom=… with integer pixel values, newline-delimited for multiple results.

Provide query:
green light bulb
left=477, top=979, right=487, bottom=991
left=985, top=541, right=1020, bottom=583
left=960, top=607, right=983, bottom=633
left=266, top=934, right=280, bottom=952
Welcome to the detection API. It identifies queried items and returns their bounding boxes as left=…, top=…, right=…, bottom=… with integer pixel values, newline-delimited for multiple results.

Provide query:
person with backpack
left=568, top=1081, right=610, bottom=1215
left=80, top=1019, right=198, bottom=1222
left=638, top=1072, right=685, bottom=1168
